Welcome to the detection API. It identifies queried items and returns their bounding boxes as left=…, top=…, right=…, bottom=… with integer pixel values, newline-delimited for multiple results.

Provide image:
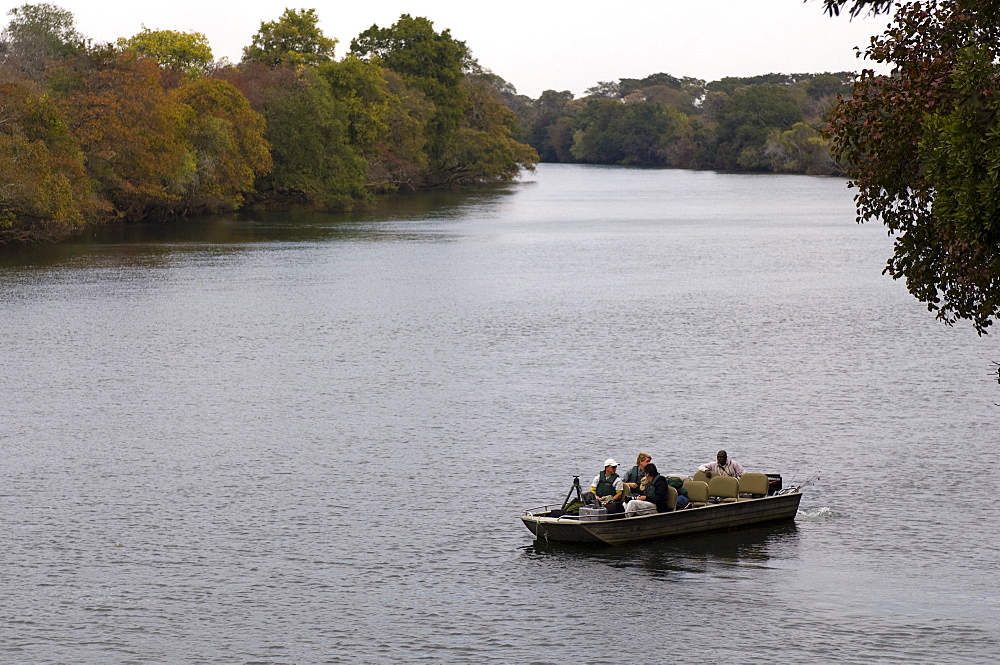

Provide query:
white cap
left=604, top=458, right=618, bottom=467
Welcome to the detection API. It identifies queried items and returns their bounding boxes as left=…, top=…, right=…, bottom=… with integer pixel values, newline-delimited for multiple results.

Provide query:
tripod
left=561, top=475, right=584, bottom=510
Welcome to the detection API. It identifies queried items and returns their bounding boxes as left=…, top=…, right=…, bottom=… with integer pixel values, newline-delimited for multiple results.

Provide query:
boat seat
left=666, top=485, right=677, bottom=511
left=692, top=470, right=710, bottom=484
left=708, top=475, right=739, bottom=503
left=737, top=473, right=770, bottom=500
left=682, top=480, right=709, bottom=507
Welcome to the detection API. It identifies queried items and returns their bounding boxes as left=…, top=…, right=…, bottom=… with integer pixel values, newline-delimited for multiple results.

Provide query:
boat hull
left=520, top=492, right=802, bottom=545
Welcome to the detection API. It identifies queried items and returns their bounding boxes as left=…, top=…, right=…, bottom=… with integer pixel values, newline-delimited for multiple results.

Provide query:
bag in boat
left=666, top=476, right=688, bottom=497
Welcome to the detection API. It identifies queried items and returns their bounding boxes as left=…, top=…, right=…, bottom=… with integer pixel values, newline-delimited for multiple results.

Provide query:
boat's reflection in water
left=522, top=521, right=800, bottom=579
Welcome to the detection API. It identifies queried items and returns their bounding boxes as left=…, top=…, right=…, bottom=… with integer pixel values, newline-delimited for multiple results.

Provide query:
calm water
left=1, top=163, right=997, bottom=664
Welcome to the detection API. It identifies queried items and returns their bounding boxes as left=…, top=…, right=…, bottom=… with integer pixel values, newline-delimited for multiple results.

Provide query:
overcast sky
left=2, top=0, right=893, bottom=98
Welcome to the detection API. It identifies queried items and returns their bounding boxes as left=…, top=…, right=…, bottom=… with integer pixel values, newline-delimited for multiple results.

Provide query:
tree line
left=0, top=5, right=538, bottom=242
left=506, top=71, right=852, bottom=174
left=5, top=1, right=996, bottom=334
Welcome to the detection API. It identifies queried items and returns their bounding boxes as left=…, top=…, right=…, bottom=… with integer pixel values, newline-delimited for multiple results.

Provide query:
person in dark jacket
left=624, top=463, right=669, bottom=516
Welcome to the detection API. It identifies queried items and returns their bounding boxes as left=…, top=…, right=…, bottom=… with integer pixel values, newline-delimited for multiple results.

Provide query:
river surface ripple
left=1, top=164, right=998, bottom=664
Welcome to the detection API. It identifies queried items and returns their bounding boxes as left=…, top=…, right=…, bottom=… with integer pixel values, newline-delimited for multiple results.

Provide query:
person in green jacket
left=586, top=459, right=624, bottom=512
left=622, top=453, right=651, bottom=496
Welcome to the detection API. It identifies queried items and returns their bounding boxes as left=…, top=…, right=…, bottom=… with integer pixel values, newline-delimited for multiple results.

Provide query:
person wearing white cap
left=588, top=459, right=624, bottom=511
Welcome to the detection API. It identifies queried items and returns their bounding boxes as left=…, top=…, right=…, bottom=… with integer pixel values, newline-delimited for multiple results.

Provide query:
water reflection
left=0, top=183, right=520, bottom=270
left=523, top=521, right=800, bottom=580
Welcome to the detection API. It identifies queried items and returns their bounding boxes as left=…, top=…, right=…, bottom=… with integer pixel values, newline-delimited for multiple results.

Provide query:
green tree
left=525, top=89, right=575, bottom=162
left=707, top=73, right=797, bottom=96
left=828, top=0, right=1000, bottom=332
left=316, top=56, right=442, bottom=192
left=804, top=72, right=851, bottom=100
left=619, top=73, right=682, bottom=96
left=0, top=3, right=85, bottom=76
left=221, top=62, right=366, bottom=209
left=435, top=73, right=537, bottom=185
left=546, top=115, right=578, bottom=163
left=570, top=98, right=691, bottom=167
left=639, top=85, right=699, bottom=114
left=242, top=8, right=337, bottom=67
left=317, top=56, right=390, bottom=161
left=368, top=68, right=432, bottom=190
left=569, top=98, right=621, bottom=163
left=764, top=122, right=840, bottom=174
left=714, top=84, right=802, bottom=170
left=350, top=15, right=468, bottom=166
left=118, top=27, right=213, bottom=79
left=584, top=81, right=620, bottom=99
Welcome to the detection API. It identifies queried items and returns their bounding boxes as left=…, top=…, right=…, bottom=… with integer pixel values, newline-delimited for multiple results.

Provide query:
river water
left=1, top=163, right=997, bottom=664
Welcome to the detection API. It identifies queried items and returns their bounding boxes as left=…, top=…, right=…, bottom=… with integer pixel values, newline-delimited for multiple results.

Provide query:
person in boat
left=586, top=459, right=624, bottom=511
left=698, top=450, right=746, bottom=479
left=624, top=463, right=669, bottom=516
left=622, top=453, right=651, bottom=496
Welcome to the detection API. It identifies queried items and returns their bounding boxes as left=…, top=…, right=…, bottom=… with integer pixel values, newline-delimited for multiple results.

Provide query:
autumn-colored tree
left=170, top=77, right=271, bottom=213
left=0, top=73, right=102, bottom=241
left=828, top=0, right=1000, bottom=332
left=53, top=49, right=190, bottom=219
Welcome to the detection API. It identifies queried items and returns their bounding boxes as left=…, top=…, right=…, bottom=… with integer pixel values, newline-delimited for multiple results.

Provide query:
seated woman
left=622, top=453, right=651, bottom=496
left=624, top=463, right=669, bottom=516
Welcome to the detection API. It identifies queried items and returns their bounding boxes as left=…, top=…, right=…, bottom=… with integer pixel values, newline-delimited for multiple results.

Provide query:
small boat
left=520, top=474, right=806, bottom=546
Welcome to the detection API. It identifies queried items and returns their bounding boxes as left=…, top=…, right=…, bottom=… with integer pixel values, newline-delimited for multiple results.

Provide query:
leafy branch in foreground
left=828, top=0, right=1000, bottom=333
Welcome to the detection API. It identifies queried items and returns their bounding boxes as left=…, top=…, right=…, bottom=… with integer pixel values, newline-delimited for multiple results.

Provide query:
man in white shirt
left=588, top=458, right=624, bottom=508
left=698, top=450, right=746, bottom=479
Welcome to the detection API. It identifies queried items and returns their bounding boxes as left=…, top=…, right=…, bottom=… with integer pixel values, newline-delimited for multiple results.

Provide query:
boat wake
left=796, top=506, right=842, bottom=520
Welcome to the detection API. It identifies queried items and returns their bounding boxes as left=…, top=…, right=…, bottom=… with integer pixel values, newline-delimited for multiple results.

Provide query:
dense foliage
left=0, top=5, right=538, bottom=243
left=513, top=71, right=850, bottom=174
left=117, top=28, right=214, bottom=79
left=828, top=0, right=1000, bottom=332
left=0, top=3, right=883, bottom=248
